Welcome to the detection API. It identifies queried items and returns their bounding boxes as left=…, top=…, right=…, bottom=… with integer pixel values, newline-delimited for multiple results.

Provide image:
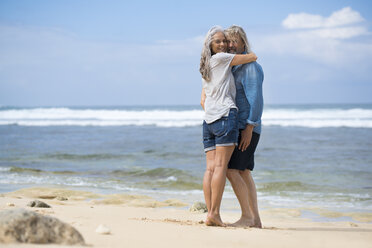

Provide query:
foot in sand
left=205, top=214, right=226, bottom=227
left=252, top=218, right=262, bottom=228
left=230, top=217, right=254, bottom=227
left=230, top=217, right=262, bottom=228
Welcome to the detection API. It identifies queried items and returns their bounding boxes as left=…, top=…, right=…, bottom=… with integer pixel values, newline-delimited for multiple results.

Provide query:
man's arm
left=239, top=62, right=264, bottom=151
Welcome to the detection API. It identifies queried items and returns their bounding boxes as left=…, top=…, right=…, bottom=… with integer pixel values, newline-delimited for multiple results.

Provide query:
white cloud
left=255, top=30, right=372, bottom=66
left=307, top=26, right=368, bottom=39
left=282, top=7, right=364, bottom=29
left=281, top=7, right=369, bottom=40
left=254, top=6, right=371, bottom=68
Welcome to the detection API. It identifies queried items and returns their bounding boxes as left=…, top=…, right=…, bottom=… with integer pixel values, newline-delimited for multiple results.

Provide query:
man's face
left=227, top=35, right=245, bottom=54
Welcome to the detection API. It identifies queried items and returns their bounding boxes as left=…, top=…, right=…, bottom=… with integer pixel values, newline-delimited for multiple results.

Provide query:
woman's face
left=210, top=32, right=227, bottom=54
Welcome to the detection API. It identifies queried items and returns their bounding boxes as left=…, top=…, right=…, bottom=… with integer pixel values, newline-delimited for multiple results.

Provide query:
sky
left=0, top=0, right=371, bottom=106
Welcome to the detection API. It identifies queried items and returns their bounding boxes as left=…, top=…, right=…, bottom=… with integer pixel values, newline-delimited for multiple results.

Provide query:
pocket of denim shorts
left=210, top=117, right=228, bottom=136
left=227, top=109, right=238, bottom=131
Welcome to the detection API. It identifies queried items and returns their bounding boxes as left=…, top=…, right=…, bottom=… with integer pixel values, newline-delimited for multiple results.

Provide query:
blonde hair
left=199, top=26, right=225, bottom=82
left=225, top=25, right=252, bottom=53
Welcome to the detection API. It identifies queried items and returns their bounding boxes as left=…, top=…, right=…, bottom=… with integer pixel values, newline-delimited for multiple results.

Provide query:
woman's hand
left=200, top=88, right=206, bottom=110
left=230, top=52, right=257, bottom=66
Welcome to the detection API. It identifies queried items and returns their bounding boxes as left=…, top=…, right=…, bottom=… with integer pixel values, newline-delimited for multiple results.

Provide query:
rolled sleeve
left=247, top=119, right=261, bottom=126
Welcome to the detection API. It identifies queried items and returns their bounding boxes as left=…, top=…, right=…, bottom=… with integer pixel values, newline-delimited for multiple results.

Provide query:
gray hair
left=225, top=25, right=252, bottom=53
left=199, top=26, right=225, bottom=82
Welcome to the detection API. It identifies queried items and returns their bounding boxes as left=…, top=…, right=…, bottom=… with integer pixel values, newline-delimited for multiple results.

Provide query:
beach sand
left=1, top=187, right=372, bottom=248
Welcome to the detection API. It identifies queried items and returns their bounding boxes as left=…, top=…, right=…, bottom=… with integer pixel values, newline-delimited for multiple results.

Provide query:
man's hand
left=238, top=125, right=254, bottom=151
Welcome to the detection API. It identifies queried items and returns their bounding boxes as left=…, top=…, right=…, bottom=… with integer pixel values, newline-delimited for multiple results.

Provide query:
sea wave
left=1, top=107, right=372, bottom=128
left=1, top=166, right=203, bottom=191
left=0, top=108, right=203, bottom=127
left=262, top=108, right=372, bottom=128
left=42, top=153, right=130, bottom=161
left=4, top=166, right=76, bottom=175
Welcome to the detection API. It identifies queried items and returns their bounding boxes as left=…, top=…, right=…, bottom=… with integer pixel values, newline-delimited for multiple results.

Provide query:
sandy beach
left=0, top=187, right=371, bottom=248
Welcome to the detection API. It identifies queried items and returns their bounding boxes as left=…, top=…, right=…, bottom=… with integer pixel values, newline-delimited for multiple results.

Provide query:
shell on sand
left=95, top=224, right=111, bottom=235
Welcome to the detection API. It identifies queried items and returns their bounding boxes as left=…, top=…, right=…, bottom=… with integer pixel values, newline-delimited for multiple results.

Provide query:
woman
left=200, top=26, right=257, bottom=226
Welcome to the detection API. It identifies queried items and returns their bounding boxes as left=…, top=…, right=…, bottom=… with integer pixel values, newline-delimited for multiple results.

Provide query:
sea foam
left=1, top=107, right=372, bottom=128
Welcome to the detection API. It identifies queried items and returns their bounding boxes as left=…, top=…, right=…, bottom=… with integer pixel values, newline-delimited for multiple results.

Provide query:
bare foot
left=251, top=218, right=262, bottom=228
left=230, top=217, right=254, bottom=227
left=205, top=214, right=226, bottom=227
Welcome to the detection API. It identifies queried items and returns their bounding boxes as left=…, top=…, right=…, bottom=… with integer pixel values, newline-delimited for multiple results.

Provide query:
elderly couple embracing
left=200, top=25, right=264, bottom=227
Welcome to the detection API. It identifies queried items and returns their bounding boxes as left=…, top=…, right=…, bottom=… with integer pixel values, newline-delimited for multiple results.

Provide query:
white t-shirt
left=202, top=52, right=237, bottom=124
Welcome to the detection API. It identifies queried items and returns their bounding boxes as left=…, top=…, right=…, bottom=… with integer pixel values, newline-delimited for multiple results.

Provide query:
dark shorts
left=203, top=108, right=238, bottom=152
left=228, top=131, right=260, bottom=171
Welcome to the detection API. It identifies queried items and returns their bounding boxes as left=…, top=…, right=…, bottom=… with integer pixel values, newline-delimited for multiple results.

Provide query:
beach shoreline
left=1, top=187, right=372, bottom=248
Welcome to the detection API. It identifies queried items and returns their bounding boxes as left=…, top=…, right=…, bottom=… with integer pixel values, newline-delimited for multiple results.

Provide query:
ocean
left=0, top=104, right=371, bottom=217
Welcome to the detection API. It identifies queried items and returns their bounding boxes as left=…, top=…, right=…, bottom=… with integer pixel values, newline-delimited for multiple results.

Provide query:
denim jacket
left=232, top=60, right=264, bottom=134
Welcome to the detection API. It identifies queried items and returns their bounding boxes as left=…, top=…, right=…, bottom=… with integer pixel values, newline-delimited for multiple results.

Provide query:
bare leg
left=240, top=170, right=262, bottom=228
left=203, top=150, right=216, bottom=212
left=206, top=145, right=235, bottom=227
left=226, top=169, right=254, bottom=227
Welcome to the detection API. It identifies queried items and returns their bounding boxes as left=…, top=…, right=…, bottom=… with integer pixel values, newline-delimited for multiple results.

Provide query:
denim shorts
left=203, top=108, right=238, bottom=152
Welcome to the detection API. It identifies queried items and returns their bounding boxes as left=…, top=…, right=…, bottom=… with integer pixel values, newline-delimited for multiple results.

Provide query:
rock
left=95, top=224, right=111, bottom=235
left=27, top=200, right=51, bottom=208
left=189, top=202, right=208, bottom=213
left=6, top=203, right=15, bottom=207
left=0, top=208, right=85, bottom=245
left=56, top=196, right=68, bottom=201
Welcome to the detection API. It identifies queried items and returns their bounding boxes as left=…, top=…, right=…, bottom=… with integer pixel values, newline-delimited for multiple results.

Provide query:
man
left=225, top=25, right=263, bottom=228
left=201, top=25, right=264, bottom=228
